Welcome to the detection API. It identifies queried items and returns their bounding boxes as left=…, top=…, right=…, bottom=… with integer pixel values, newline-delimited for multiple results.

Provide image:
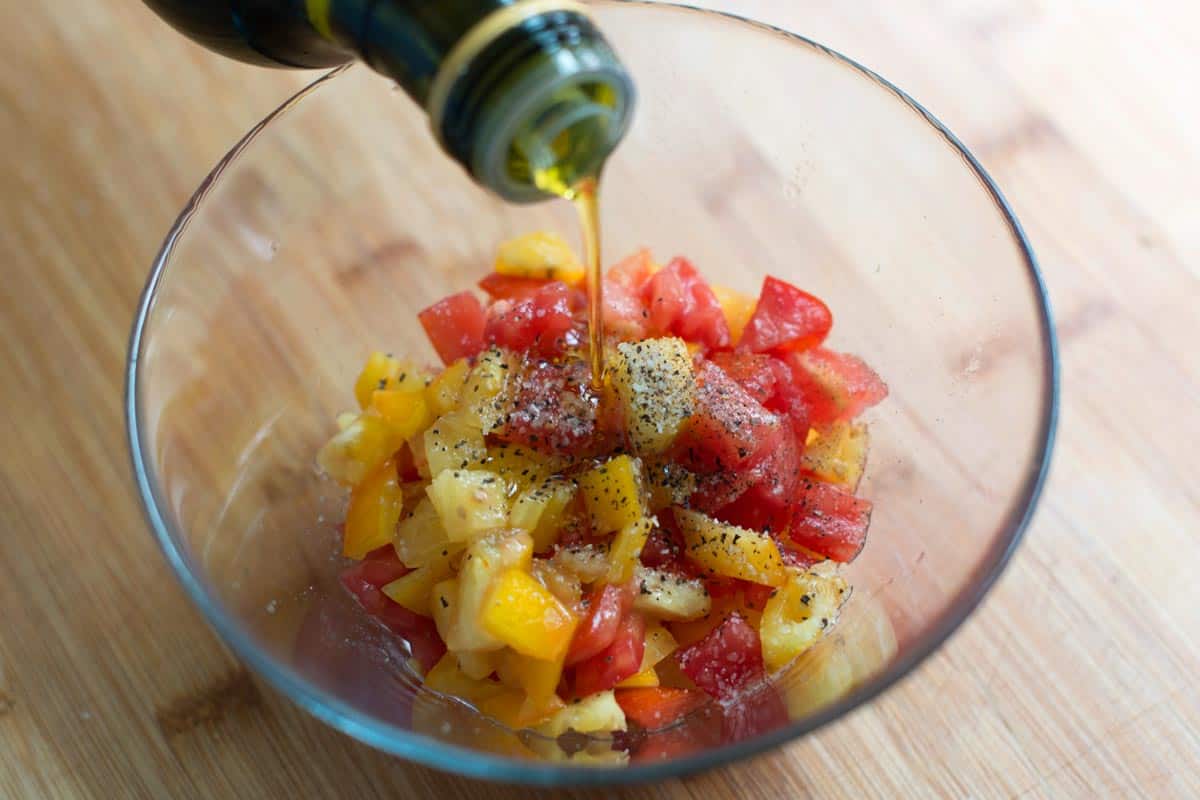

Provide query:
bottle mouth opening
left=472, top=57, right=635, bottom=202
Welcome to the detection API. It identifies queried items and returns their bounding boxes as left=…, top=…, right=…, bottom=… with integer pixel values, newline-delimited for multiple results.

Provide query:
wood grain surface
left=1, top=1, right=1197, bottom=798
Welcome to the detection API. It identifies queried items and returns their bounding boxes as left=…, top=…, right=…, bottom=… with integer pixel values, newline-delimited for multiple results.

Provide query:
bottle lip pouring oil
left=425, top=0, right=635, bottom=202
left=143, top=0, right=635, bottom=203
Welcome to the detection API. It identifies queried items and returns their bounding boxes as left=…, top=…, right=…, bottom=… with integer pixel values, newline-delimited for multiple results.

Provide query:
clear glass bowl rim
left=125, top=1, right=1060, bottom=786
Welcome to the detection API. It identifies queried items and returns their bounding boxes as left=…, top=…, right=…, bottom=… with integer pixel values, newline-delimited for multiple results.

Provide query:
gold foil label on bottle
left=425, top=0, right=590, bottom=140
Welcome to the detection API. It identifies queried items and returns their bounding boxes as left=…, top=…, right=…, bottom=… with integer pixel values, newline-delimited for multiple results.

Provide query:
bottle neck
left=312, top=0, right=635, bottom=202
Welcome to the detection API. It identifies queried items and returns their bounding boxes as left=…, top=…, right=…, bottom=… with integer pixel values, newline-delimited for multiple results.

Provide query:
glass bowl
left=126, top=1, right=1058, bottom=785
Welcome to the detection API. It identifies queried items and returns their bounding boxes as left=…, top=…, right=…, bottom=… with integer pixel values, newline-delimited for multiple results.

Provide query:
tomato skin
left=573, top=612, right=646, bottom=696
left=789, top=480, right=873, bottom=563
left=602, top=249, right=656, bottom=340
left=676, top=612, right=765, bottom=700
left=494, top=357, right=600, bottom=455
left=418, top=291, right=487, bottom=365
left=478, top=273, right=588, bottom=307
left=778, top=544, right=822, bottom=570
left=482, top=281, right=581, bottom=356
left=741, top=582, right=776, bottom=612
left=676, top=361, right=783, bottom=474
left=739, top=276, right=833, bottom=354
left=709, top=352, right=777, bottom=406
left=640, top=519, right=685, bottom=570
left=340, top=551, right=446, bottom=671
left=764, top=355, right=814, bottom=433
left=642, top=257, right=731, bottom=350
left=615, top=687, right=709, bottom=730
left=565, top=582, right=636, bottom=666
left=710, top=420, right=803, bottom=533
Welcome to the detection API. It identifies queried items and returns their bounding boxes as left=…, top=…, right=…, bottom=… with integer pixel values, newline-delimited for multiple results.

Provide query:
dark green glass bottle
left=144, top=0, right=635, bottom=202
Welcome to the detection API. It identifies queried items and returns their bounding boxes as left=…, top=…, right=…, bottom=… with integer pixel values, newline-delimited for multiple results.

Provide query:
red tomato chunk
left=789, top=480, right=873, bottom=563
left=573, top=612, right=646, bottom=697
left=615, top=687, right=709, bottom=730
left=494, top=358, right=600, bottom=454
left=677, top=612, right=765, bottom=700
left=340, top=550, right=446, bottom=672
left=565, top=581, right=635, bottom=666
left=483, top=281, right=581, bottom=356
left=780, top=347, right=888, bottom=427
left=418, top=291, right=486, bottom=364
left=739, top=276, right=832, bottom=354
left=676, top=361, right=783, bottom=474
left=642, top=257, right=731, bottom=351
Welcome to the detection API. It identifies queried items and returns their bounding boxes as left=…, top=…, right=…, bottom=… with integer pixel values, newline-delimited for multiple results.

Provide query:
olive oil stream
left=530, top=171, right=606, bottom=388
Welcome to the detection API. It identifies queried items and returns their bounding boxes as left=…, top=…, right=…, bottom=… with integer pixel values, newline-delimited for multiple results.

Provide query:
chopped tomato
left=710, top=420, right=803, bottom=533
left=675, top=361, right=784, bottom=474
left=573, top=612, right=646, bottom=697
left=479, top=273, right=587, bottom=307
left=482, top=281, right=581, bottom=356
left=602, top=249, right=656, bottom=340
left=739, top=276, right=832, bottom=354
left=778, top=543, right=823, bottom=570
left=676, top=612, right=765, bottom=700
left=721, top=685, right=789, bottom=744
left=418, top=291, right=487, bottom=364
left=764, top=355, right=813, bottom=433
left=785, top=347, right=889, bottom=426
left=640, top=518, right=684, bottom=570
left=642, top=257, right=731, bottom=350
left=340, top=550, right=446, bottom=671
left=565, top=582, right=635, bottom=666
left=709, top=351, right=777, bottom=406
left=478, top=272, right=551, bottom=302
left=789, top=480, right=872, bottom=563
left=608, top=248, right=656, bottom=290
left=703, top=577, right=741, bottom=601
left=741, top=582, right=776, bottom=612
left=615, top=687, right=709, bottom=730
left=493, top=357, right=600, bottom=455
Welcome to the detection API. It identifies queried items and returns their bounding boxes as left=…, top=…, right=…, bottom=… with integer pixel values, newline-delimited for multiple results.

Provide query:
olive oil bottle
left=143, top=0, right=635, bottom=205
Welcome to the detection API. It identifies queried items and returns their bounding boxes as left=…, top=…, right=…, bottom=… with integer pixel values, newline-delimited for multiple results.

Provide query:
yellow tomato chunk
left=801, top=422, right=869, bottom=489
left=317, top=412, right=405, bottom=486
left=711, top=285, right=756, bottom=346
left=495, top=231, right=584, bottom=284
left=423, top=652, right=504, bottom=704
left=425, top=357, right=470, bottom=417
left=760, top=569, right=849, bottom=672
left=342, top=459, right=403, bottom=559
left=382, top=548, right=456, bottom=616
left=674, top=507, right=786, bottom=587
left=481, top=568, right=578, bottom=662
left=606, top=517, right=655, bottom=584
left=615, top=667, right=659, bottom=688
left=354, top=352, right=427, bottom=409
left=370, top=389, right=432, bottom=441
left=579, top=454, right=646, bottom=534
left=609, top=338, right=696, bottom=456
left=510, top=477, right=577, bottom=553
left=426, top=468, right=509, bottom=542
left=448, top=530, right=533, bottom=652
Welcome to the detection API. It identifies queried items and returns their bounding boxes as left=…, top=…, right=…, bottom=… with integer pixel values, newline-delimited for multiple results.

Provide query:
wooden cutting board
left=1, top=1, right=1197, bottom=797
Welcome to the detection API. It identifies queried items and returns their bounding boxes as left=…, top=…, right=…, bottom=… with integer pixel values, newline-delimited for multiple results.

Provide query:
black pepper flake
left=439, top=597, right=449, bottom=609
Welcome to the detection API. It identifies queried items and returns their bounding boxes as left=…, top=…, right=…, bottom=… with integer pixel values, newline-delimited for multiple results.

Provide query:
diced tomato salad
left=316, top=231, right=886, bottom=762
